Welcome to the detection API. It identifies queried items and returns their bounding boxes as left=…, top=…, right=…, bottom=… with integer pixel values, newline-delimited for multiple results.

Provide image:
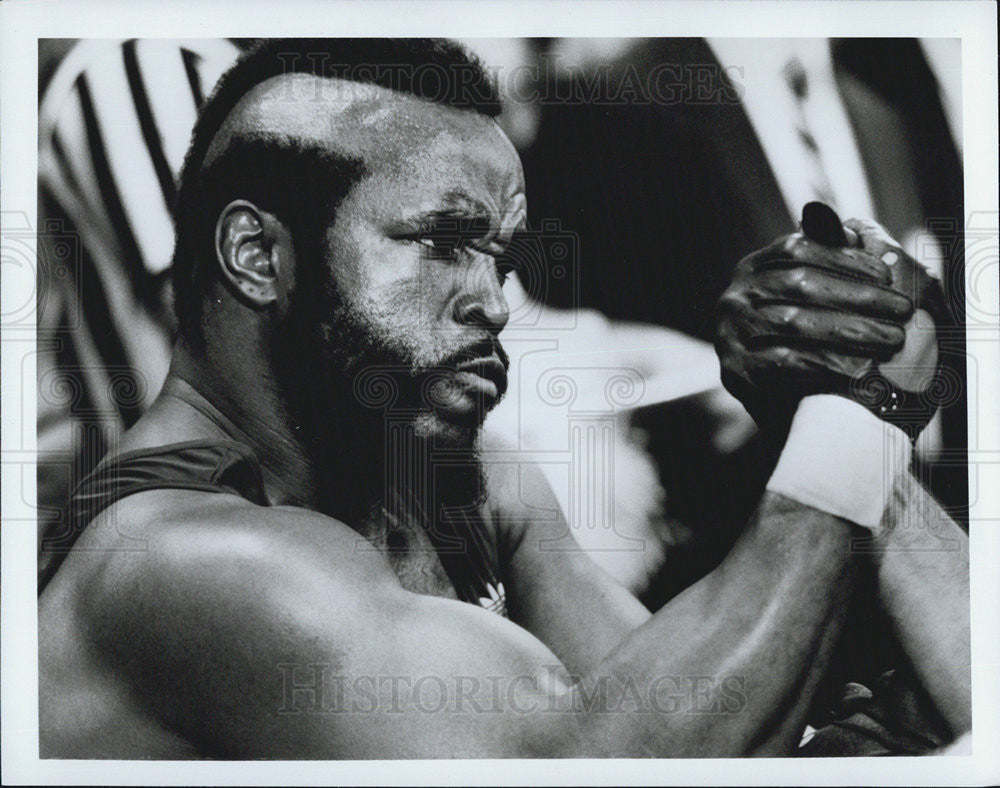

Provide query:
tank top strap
left=41, top=437, right=508, bottom=619
left=38, top=440, right=267, bottom=593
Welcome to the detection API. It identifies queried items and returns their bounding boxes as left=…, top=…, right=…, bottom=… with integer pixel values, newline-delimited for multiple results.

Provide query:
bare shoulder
left=38, top=491, right=427, bottom=757
left=75, top=490, right=401, bottom=630
left=52, top=489, right=569, bottom=758
left=47, top=489, right=406, bottom=701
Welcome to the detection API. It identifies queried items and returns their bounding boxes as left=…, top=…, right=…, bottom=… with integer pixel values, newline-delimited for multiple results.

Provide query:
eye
left=493, top=231, right=526, bottom=285
left=494, top=254, right=515, bottom=285
left=413, top=230, right=462, bottom=260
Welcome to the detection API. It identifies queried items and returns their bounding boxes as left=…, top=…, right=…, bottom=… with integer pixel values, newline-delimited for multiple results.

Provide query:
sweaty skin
left=37, top=74, right=964, bottom=759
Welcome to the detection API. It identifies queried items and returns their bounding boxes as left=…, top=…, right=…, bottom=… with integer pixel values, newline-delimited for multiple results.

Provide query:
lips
left=454, top=355, right=508, bottom=397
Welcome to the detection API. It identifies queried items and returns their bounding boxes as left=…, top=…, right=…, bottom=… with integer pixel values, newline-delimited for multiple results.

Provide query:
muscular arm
left=499, top=463, right=858, bottom=755
left=90, top=480, right=859, bottom=758
left=584, top=491, right=856, bottom=756
left=874, top=471, right=971, bottom=736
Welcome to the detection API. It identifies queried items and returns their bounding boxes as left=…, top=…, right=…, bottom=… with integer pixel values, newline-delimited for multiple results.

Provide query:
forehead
left=211, top=73, right=524, bottom=211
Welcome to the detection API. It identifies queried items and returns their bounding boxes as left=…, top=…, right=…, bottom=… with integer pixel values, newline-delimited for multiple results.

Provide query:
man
left=38, top=39, right=969, bottom=758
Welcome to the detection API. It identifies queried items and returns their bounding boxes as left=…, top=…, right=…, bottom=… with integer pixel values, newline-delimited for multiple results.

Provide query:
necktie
left=783, top=55, right=840, bottom=211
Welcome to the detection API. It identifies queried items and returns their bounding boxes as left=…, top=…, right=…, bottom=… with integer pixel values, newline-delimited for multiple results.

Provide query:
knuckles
left=788, top=268, right=815, bottom=297
left=715, top=225, right=938, bottom=428
left=757, top=304, right=801, bottom=333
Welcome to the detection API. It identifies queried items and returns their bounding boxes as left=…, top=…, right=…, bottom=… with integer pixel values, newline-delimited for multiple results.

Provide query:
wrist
left=765, top=394, right=912, bottom=532
left=848, top=364, right=941, bottom=443
left=875, top=471, right=968, bottom=570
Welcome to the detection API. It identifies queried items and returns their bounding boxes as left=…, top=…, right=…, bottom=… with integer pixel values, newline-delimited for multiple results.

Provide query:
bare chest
left=364, top=516, right=461, bottom=601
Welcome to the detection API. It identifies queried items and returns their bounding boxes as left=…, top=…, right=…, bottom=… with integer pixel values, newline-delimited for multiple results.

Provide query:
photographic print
left=2, top=1, right=997, bottom=785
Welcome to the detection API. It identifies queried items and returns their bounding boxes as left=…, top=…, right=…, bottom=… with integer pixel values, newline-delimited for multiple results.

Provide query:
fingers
left=717, top=220, right=936, bottom=428
left=716, top=224, right=929, bottom=424
left=752, top=233, right=895, bottom=286
left=735, top=343, right=873, bottom=379
left=842, top=218, right=947, bottom=320
left=801, top=201, right=850, bottom=246
left=842, top=218, right=934, bottom=280
left=716, top=331, right=872, bottom=423
left=843, top=218, right=903, bottom=261
left=720, top=294, right=906, bottom=359
left=749, top=267, right=913, bottom=320
left=752, top=304, right=904, bottom=355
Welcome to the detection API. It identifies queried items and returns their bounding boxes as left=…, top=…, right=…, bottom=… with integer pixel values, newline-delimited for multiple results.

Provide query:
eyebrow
left=396, top=190, right=525, bottom=239
left=440, top=189, right=491, bottom=214
left=404, top=190, right=491, bottom=224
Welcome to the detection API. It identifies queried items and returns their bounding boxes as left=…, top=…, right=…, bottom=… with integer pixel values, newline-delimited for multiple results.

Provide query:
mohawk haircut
left=171, top=38, right=502, bottom=345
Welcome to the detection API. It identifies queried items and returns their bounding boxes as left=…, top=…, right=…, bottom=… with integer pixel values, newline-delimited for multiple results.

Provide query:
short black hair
left=171, top=38, right=502, bottom=345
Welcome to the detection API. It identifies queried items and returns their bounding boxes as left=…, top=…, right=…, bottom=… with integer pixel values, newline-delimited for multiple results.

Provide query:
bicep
left=494, top=461, right=651, bottom=676
left=94, top=517, right=583, bottom=759
left=240, top=586, right=577, bottom=759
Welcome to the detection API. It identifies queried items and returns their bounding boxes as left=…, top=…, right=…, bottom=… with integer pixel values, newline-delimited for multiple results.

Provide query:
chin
left=413, top=411, right=483, bottom=448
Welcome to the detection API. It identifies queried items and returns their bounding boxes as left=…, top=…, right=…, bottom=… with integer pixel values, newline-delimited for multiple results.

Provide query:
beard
left=269, top=256, right=506, bottom=528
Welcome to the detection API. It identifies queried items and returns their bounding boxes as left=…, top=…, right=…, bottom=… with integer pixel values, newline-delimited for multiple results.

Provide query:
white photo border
left=2, top=0, right=998, bottom=784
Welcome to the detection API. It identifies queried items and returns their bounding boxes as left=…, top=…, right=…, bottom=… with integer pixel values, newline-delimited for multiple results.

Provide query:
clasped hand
left=715, top=212, right=946, bottom=437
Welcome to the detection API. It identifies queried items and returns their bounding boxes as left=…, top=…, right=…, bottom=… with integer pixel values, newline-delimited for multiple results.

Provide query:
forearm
left=564, top=395, right=915, bottom=757
left=874, top=471, right=971, bottom=736
left=569, top=492, right=857, bottom=757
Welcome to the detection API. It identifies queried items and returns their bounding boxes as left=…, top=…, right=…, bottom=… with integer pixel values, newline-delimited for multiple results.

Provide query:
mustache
left=438, top=336, right=509, bottom=372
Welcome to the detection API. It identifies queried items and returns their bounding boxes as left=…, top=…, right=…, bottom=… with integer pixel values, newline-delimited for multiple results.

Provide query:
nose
left=452, top=257, right=510, bottom=335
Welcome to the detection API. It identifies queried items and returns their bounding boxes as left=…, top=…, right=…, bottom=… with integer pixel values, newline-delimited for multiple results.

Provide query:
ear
left=215, top=200, right=287, bottom=307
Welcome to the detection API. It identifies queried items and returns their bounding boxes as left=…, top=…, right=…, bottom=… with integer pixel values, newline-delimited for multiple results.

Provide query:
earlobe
left=216, top=200, right=280, bottom=307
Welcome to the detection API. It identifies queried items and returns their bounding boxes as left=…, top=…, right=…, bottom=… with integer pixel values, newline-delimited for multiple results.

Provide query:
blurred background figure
left=36, top=38, right=242, bottom=582
left=37, top=37, right=965, bottom=621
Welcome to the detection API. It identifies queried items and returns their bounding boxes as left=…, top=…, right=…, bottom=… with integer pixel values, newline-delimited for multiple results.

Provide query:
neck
left=167, top=341, right=327, bottom=512
left=166, top=341, right=480, bottom=534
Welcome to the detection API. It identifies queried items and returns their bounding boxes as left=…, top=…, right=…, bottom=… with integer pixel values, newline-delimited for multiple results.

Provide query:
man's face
left=297, top=88, right=526, bottom=443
